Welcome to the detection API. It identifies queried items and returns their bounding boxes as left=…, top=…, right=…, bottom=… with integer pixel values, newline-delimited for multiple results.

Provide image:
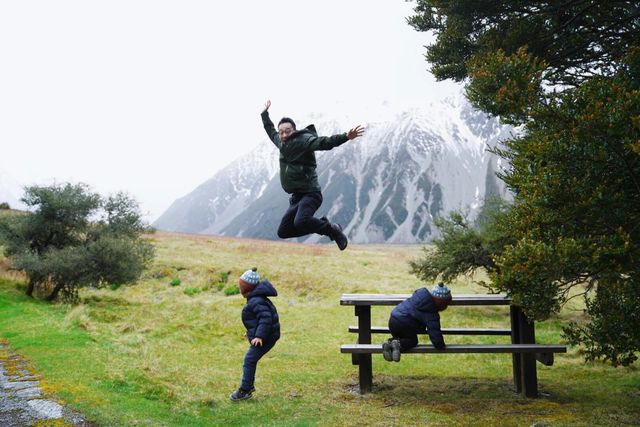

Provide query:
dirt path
left=0, top=341, right=93, bottom=426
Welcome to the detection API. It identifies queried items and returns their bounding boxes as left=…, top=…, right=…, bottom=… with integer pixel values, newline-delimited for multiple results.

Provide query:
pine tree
left=408, top=1, right=640, bottom=365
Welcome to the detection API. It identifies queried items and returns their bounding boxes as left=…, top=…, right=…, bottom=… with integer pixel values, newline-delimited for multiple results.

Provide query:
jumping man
left=261, top=100, right=364, bottom=250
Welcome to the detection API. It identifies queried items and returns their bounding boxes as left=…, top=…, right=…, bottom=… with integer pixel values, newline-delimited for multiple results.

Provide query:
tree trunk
left=26, top=278, right=35, bottom=297
left=46, top=283, right=64, bottom=301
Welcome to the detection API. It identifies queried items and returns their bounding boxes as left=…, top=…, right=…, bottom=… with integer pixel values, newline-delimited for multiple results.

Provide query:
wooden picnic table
left=340, top=293, right=566, bottom=397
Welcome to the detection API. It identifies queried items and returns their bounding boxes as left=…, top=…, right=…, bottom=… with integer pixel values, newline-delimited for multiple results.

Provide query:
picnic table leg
left=518, top=309, right=538, bottom=397
left=355, top=305, right=373, bottom=394
left=510, top=306, right=522, bottom=393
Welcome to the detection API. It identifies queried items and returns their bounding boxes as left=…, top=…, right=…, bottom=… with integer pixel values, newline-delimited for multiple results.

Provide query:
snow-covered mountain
left=154, top=96, right=513, bottom=243
left=153, top=142, right=279, bottom=235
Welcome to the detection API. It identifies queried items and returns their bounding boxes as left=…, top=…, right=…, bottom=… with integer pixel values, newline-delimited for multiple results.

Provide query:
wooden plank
left=510, top=305, right=523, bottom=393
left=340, top=293, right=511, bottom=306
left=348, top=326, right=512, bottom=336
left=518, top=310, right=538, bottom=397
left=355, top=305, right=373, bottom=394
left=341, top=344, right=567, bottom=354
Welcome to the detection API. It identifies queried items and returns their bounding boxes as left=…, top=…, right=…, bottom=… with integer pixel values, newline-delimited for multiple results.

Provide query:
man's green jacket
left=262, top=111, right=348, bottom=194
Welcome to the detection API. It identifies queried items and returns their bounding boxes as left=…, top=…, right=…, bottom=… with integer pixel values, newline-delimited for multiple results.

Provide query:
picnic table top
left=340, top=293, right=512, bottom=306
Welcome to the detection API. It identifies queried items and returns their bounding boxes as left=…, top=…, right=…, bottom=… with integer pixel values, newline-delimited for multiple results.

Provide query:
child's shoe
left=391, top=339, right=401, bottom=362
left=382, top=338, right=393, bottom=361
left=230, top=387, right=255, bottom=401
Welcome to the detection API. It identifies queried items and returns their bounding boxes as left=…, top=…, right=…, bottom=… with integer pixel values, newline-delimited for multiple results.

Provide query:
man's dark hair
left=278, top=117, right=296, bottom=130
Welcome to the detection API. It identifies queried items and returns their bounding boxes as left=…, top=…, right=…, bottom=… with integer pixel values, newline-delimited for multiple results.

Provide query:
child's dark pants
left=388, top=315, right=420, bottom=351
left=277, top=191, right=333, bottom=238
left=240, top=337, right=278, bottom=392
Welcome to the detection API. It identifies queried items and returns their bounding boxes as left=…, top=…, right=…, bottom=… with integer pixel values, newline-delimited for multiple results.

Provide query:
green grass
left=0, top=232, right=639, bottom=426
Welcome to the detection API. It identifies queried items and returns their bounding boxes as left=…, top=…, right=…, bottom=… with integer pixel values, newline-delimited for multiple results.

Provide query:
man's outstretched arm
left=302, top=124, right=365, bottom=152
left=347, top=125, right=365, bottom=140
left=261, top=99, right=280, bottom=147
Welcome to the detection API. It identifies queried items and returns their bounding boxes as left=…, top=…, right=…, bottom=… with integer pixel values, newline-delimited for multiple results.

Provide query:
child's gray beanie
left=240, top=268, right=260, bottom=286
left=431, top=282, right=452, bottom=299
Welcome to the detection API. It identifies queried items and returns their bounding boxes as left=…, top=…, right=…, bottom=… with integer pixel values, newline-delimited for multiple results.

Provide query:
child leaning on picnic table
left=230, top=268, right=281, bottom=402
left=382, top=283, right=452, bottom=362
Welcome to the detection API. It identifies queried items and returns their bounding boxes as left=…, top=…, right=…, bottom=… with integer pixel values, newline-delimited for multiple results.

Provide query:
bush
left=0, top=202, right=10, bottom=210
left=205, top=269, right=232, bottom=292
left=0, top=183, right=154, bottom=302
left=223, top=284, right=240, bottom=296
left=183, top=287, right=199, bottom=296
left=169, top=277, right=181, bottom=287
left=219, top=271, right=230, bottom=284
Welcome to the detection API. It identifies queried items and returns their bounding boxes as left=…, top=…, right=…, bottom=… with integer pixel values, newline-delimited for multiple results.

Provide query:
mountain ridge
left=153, top=97, right=512, bottom=243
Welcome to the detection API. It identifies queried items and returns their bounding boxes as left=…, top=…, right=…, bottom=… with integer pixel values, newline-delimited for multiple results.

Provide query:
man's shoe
left=230, top=387, right=254, bottom=401
left=331, top=223, right=348, bottom=251
left=391, top=339, right=401, bottom=362
left=382, top=339, right=393, bottom=362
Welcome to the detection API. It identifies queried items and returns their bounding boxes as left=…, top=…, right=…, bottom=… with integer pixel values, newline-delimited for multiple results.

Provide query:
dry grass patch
left=0, top=232, right=638, bottom=426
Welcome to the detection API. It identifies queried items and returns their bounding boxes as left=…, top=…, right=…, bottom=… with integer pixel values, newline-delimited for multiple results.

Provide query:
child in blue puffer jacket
left=383, top=283, right=452, bottom=362
left=230, top=268, right=280, bottom=401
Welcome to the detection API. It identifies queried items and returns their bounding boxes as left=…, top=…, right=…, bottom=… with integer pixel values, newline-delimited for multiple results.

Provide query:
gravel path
left=0, top=341, right=94, bottom=426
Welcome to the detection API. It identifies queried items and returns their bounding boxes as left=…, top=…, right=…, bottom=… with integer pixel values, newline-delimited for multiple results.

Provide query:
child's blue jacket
left=242, top=280, right=281, bottom=342
left=391, top=287, right=445, bottom=349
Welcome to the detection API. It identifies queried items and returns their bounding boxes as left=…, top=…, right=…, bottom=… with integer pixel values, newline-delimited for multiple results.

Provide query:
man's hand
left=251, top=337, right=263, bottom=347
left=347, top=125, right=365, bottom=140
left=263, top=100, right=271, bottom=113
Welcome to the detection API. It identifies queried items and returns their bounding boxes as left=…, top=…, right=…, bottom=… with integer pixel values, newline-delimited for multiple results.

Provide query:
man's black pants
left=277, top=191, right=333, bottom=239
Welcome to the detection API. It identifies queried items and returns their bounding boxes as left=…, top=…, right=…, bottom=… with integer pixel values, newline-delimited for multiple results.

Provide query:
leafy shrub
left=0, top=202, right=10, bottom=210
left=219, top=271, right=230, bottom=284
left=223, top=284, right=239, bottom=296
left=183, top=287, right=199, bottom=296
left=0, top=183, right=154, bottom=302
left=170, top=277, right=181, bottom=287
left=206, top=269, right=232, bottom=292
left=108, top=283, right=121, bottom=291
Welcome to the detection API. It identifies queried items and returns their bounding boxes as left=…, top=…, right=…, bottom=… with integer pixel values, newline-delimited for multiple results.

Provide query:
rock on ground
left=0, top=341, right=95, bottom=426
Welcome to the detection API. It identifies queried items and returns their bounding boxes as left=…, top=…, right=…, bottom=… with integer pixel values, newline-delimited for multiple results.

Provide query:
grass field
left=0, top=232, right=638, bottom=426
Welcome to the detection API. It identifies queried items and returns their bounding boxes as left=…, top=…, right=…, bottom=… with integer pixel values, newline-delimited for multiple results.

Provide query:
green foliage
left=466, top=47, right=546, bottom=125
left=410, top=213, right=489, bottom=283
left=204, top=269, right=232, bottom=292
left=408, top=1, right=640, bottom=88
left=410, top=197, right=513, bottom=283
left=169, top=277, right=181, bottom=287
left=183, top=287, right=199, bottom=296
left=0, top=183, right=154, bottom=301
left=0, top=202, right=10, bottom=210
left=490, top=51, right=640, bottom=364
left=219, top=270, right=230, bottom=284
left=223, top=284, right=240, bottom=296
left=409, top=2, right=640, bottom=365
left=564, top=274, right=640, bottom=367
left=101, top=192, right=149, bottom=238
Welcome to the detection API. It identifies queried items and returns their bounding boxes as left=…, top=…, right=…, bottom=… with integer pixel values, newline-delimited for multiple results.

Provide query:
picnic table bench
left=340, top=293, right=566, bottom=397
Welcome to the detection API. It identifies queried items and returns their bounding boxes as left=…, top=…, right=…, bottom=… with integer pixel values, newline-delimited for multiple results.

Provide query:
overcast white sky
left=0, top=0, right=461, bottom=222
